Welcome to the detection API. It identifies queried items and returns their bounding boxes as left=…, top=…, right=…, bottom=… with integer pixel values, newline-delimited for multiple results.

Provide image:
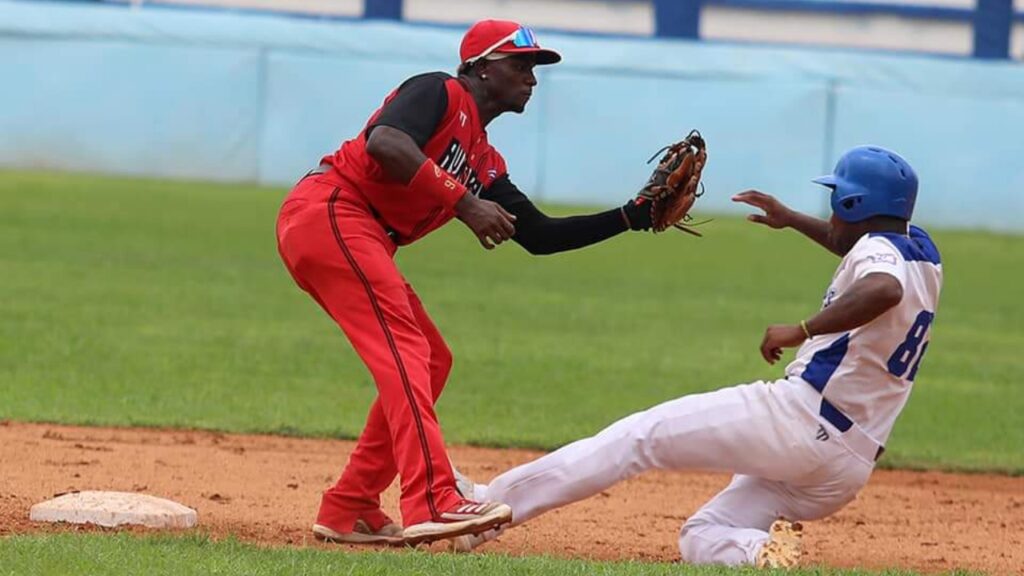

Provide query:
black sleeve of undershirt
left=367, top=72, right=450, bottom=148
left=480, top=175, right=628, bottom=255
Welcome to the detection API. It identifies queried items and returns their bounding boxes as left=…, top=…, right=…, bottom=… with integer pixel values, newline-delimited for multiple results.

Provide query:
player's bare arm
left=732, top=190, right=838, bottom=255
left=365, top=125, right=427, bottom=183
left=760, top=272, right=903, bottom=364
left=366, top=125, right=516, bottom=250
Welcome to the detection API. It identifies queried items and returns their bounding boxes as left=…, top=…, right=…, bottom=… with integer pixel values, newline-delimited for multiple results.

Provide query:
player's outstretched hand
left=759, top=324, right=808, bottom=364
left=455, top=192, right=517, bottom=250
left=732, top=190, right=795, bottom=229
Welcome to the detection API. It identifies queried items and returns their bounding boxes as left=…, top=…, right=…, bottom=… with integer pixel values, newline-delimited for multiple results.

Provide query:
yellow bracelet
left=800, top=320, right=812, bottom=339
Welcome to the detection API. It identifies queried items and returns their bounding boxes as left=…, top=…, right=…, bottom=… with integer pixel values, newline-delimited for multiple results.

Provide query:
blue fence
left=1, top=0, right=1022, bottom=231
left=665, top=0, right=1013, bottom=60
left=95, top=0, right=1021, bottom=59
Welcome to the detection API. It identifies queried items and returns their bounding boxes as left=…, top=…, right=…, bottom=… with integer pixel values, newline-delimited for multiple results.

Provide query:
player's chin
left=512, top=94, right=531, bottom=113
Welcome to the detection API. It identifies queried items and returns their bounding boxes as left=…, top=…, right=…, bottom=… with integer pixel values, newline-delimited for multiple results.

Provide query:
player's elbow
left=364, top=129, right=393, bottom=163
left=365, top=126, right=413, bottom=164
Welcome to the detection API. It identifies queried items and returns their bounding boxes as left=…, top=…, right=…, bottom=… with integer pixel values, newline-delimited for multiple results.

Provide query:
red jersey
left=319, top=73, right=507, bottom=245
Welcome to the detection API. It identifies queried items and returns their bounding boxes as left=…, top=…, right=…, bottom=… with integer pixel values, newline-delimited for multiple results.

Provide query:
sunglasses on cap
left=464, top=26, right=540, bottom=65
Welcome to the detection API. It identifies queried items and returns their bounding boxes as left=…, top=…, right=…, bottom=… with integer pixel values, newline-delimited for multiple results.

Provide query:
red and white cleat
left=402, top=500, right=512, bottom=546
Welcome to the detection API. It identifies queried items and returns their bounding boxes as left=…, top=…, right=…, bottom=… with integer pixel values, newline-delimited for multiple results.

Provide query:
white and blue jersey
left=785, top=225, right=943, bottom=445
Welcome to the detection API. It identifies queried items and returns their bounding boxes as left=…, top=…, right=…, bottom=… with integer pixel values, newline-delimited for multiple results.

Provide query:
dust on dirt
left=2, top=422, right=1021, bottom=573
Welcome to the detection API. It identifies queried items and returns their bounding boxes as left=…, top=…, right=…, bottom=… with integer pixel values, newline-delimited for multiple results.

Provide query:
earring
left=481, top=74, right=488, bottom=79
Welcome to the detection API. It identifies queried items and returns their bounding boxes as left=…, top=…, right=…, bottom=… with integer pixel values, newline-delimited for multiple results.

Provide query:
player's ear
left=458, top=60, right=488, bottom=80
left=475, top=60, right=491, bottom=80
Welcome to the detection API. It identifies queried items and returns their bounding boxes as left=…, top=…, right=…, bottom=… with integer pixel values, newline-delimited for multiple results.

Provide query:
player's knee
left=677, top=519, right=704, bottom=562
left=679, top=515, right=710, bottom=539
left=677, top=517, right=724, bottom=564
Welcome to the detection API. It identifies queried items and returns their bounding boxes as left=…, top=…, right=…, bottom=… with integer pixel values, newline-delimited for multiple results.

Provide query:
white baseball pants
left=479, top=378, right=879, bottom=566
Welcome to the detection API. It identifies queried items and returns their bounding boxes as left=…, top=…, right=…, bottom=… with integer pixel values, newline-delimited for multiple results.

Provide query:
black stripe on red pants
left=326, top=187, right=439, bottom=518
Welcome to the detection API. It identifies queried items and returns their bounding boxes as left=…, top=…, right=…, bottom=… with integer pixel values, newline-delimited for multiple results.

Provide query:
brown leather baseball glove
left=637, top=130, right=707, bottom=235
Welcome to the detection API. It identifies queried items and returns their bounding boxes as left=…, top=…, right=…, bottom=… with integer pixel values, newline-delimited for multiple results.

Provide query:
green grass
left=1, top=170, right=1022, bottom=472
left=0, top=533, right=976, bottom=576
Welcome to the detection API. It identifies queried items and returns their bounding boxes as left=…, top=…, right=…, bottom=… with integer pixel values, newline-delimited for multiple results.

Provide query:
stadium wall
left=1, top=0, right=1022, bottom=230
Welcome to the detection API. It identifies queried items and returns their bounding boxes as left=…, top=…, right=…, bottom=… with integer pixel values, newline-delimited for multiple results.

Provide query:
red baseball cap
left=460, top=19, right=561, bottom=66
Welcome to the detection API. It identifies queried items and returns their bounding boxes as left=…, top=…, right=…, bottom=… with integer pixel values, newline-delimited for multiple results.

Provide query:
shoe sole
left=449, top=534, right=479, bottom=553
left=402, top=504, right=512, bottom=546
left=312, top=523, right=405, bottom=546
left=450, top=525, right=504, bottom=553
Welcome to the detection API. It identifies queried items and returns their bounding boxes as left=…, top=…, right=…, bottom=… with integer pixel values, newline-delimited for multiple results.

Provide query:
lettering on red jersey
left=438, top=138, right=485, bottom=196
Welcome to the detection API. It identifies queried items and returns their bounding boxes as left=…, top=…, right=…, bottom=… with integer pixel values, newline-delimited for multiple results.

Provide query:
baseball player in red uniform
left=276, top=19, right=654, bottom=546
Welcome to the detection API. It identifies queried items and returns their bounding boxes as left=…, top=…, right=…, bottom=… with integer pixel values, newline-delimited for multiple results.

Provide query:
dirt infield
left=2, top=422, right=1021, bottom=574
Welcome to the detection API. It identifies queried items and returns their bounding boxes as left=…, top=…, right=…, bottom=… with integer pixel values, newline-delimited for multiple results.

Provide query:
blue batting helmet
left=813, top=146, right=918, bottom=223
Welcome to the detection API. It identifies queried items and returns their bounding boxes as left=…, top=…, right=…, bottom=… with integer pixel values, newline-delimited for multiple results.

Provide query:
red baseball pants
left=276, top=176, right=462, bottom=529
